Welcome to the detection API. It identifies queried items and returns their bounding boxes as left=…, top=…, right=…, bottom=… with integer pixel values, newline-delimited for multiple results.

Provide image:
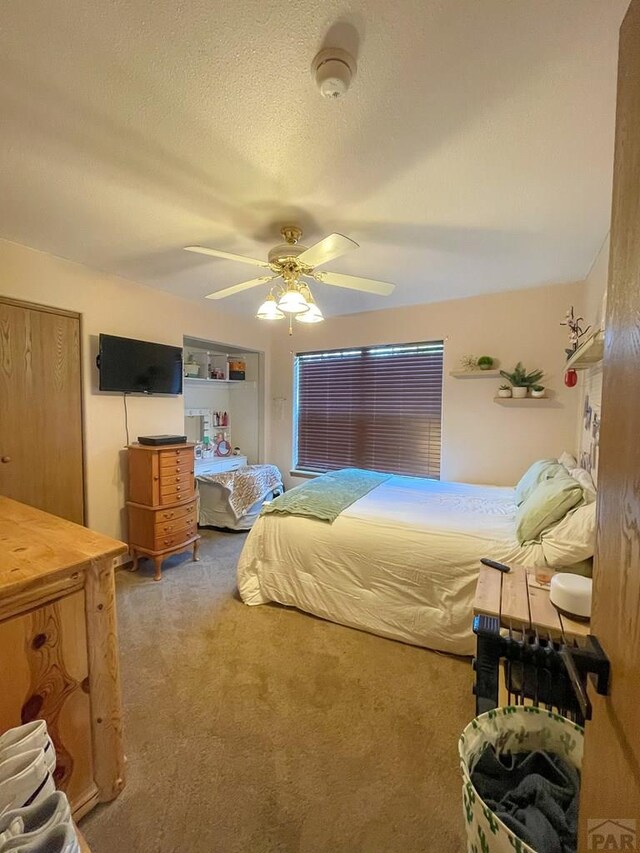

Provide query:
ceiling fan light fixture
left=295, top=287, right=324, bottom=323
left=256, top=293, right=285, bottom=320
left=296, top=302, right=324, bottom=323
left=277, top=287, right=310, bottom=315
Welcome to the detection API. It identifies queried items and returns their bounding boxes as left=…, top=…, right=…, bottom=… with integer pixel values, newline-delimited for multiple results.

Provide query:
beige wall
left=270, top=280, right=586, bottom=489
left=582, top=234, right=610, bottom=332
left=0, top=238, right=271, bottom=541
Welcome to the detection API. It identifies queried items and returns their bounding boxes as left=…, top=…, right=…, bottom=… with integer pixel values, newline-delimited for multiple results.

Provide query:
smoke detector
left=312, top=48, right=356, bottom=99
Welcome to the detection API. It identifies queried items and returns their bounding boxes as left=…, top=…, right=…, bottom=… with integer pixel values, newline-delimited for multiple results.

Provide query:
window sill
left=289, top=469, right=323, bottom=479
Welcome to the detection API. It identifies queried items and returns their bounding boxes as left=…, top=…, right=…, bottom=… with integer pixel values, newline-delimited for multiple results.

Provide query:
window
left=293, top=341, right=444, bottom=478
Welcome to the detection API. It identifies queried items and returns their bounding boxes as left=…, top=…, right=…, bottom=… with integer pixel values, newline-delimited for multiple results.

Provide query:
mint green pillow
left=516, top=474, right=583, bottom=544
left=514, top=459, right=564, bottom=506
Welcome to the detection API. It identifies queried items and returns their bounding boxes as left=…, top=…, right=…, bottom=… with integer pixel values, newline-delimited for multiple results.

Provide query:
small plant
left=460, top=355, right=478, bottom=371
left=531, top=385, right=544, bottom=392
left=477, top=356, right=494, bottom=370
left=499, top=383, right=511, bottom=391
left=499, top=362, right=544, bottom=388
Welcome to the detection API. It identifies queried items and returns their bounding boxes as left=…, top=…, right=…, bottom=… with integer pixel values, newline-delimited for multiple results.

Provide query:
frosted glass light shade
left=277, top=289, right=310, bottom=314
left=296, top=302, right=324, bottom=323
left=256, top=294, right=285, bottom=320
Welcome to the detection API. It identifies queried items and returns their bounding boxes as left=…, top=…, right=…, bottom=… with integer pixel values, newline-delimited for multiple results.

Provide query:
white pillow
left=568, top=467, right=597, bottom=503
left=558, top=451, right=578, bottom=471
left=540, top=502, right=596, bottom=567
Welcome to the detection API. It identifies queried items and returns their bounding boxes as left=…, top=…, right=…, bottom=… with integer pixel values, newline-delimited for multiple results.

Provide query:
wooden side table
left=472, top=564, right=590, bottom=715
left=0, top=497, right=127, bottom=819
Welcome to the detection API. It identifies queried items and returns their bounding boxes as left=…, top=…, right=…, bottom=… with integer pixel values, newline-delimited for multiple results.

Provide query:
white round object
left=312, top=48, right=355, bottom=99
left=549, top=573, right=592, bottom=619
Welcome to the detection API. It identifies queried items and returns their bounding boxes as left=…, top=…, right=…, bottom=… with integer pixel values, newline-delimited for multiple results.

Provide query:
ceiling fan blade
left=297, top=233, right=358, bottom=269
left=185, top=245, right=270, bottom=269
left=313, top=270, right=395, bottom=296
left=205, top=275, right=276, bottom=300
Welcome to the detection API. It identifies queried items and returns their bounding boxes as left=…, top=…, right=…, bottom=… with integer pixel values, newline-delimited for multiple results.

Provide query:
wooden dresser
left=0, top=497, right=127, bottom=820
left=126, top=442, right=200, bottom=581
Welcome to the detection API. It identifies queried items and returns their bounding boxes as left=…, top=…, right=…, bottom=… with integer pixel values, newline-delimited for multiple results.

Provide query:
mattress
left=237, top=476, right=545, bottom=655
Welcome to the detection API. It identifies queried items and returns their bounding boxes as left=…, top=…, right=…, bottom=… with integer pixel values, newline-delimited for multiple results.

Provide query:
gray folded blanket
left=471, top=746, right=579, bottom=853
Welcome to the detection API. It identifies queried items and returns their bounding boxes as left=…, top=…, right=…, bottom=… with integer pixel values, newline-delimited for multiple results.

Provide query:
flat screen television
left=98, top=334, right=183, bottom=394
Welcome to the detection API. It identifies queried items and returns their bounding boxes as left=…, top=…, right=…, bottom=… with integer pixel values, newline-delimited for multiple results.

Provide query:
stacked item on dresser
left=197, top=464, right=283, bottom=530
left=0, top=721, right=79, bottom=853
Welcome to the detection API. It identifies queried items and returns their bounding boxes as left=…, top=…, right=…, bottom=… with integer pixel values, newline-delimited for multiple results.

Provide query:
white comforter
left=237, top=476, right=544, bottom=655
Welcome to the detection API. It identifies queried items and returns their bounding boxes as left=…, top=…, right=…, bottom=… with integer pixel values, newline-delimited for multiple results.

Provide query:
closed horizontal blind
left=295, top=341, right=443, bottom=478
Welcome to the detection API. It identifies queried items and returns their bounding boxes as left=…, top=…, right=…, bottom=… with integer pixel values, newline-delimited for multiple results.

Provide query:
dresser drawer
left=159, top=477, right=193, bottom=497
left=159, top=448, right=193, bottom=467
left=156, top=501, right=196, bottom=523
left=159, top=470, right=193, bottom=489
left=155, top=512, right=197, bottom=535
left=159, top=460, right=193, bottom=478
left=153, top=524, right=197, bottom=552
left=160, top=486, right=194, bottom=505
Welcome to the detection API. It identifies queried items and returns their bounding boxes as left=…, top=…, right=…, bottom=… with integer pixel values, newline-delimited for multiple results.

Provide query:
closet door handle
left=1, top=456, right=11, bottom=464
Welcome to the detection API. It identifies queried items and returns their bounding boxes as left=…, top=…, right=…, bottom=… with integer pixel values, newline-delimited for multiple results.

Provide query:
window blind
left=294, top=341, right=444, bottom=478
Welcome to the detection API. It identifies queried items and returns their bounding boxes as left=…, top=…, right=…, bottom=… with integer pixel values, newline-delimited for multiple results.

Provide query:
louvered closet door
left=0, top=298, right=85, bottom=523
left=296, top=342, right=443, bottom=478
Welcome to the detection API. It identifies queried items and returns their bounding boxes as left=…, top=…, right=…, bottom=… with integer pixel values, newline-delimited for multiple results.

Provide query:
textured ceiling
left=0, top=0, right=628, bottom=316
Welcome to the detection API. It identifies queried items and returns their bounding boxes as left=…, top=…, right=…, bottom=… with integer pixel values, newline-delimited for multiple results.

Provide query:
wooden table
left=474, top=563, right=590, bottom=641
left=0, top=497, right=127, bottom=819
left=472, top=564, right=590, bottom=715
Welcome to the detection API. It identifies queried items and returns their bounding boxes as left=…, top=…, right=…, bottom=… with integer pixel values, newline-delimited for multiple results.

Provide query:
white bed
left=237, top=476, right=548, bottom=656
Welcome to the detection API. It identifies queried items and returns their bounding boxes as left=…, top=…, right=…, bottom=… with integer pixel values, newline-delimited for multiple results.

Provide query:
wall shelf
left=184, top=377, right=254, bottom=386
left=450, top=369, right=501, bottom=379
left=494, top=397, right=560, bottom=408
left=564, top=330, right=605, bottom=370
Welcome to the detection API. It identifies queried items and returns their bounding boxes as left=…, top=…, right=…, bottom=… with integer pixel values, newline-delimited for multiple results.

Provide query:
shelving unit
left=494, top=397, right=558, bottom=407
left=450, top=369, right=501, bottom=379
left=564, top=329, right=605, bottom=370
left=184, top=377, right=254, bottom=386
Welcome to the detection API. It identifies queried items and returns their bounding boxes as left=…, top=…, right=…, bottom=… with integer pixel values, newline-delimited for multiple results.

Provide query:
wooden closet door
left=0, top=299, right=84, bottom=523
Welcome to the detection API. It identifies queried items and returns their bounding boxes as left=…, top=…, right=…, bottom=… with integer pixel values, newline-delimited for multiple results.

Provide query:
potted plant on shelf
left=499, top=362, right=544, bottom=398
left=477, top=356, right=494, bottom=371
left=498, top=384, right=512, bottom=398
left=530, top=385, right=546, bottom=398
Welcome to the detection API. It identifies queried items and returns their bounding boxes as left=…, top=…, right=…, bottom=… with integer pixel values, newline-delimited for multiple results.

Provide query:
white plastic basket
left=458, top=706, right=583, bottom=853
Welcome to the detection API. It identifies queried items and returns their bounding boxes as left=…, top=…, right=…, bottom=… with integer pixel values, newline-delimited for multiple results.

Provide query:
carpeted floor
left=81, top=529, right=473, bottom=853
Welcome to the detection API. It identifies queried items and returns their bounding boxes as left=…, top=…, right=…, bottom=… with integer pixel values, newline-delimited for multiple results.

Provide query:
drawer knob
left=1, top=456, right=11, bottom=464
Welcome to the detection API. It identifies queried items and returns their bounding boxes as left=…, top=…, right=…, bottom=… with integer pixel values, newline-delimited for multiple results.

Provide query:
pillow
left=568, top=467, right=597, bottom=503
left=540, top=502, right=596, bottom=567
left=514, top=459, right=564, bottom=506
left=515, top=473, right=584, bottom=544
left=558, top=451, right=578, bottom=471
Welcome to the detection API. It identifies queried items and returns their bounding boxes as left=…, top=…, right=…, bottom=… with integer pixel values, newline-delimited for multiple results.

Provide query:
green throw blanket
left=261, top=468, right=391, bottom=523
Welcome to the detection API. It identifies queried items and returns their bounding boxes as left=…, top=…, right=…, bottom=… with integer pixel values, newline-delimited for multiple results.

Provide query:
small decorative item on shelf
left=228, top=359, right=246, bottom=380
left=499, top=362, right=544, bottom=399
left=560, top=306, right=591, bottom=358
left=460, top=355, right=478, bottom=372
left=477, top=356, right=494, bottom=371
left=498, top=384, right=512, bottom=398
left=184, top=358, right=200, bottom=377
left=530, top=385, right=546, bottom=398
left=564, top=368, right=578, bottom=388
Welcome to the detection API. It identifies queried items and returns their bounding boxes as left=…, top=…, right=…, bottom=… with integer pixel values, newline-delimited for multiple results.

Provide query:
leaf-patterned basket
left=458, top=706, right=583, bottom=853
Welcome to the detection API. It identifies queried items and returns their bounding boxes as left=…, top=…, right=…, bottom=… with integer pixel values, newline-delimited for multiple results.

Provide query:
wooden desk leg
left=153, top=556, right=163, bottom=582
left=193, top=539, right=200, bottom=562
left=129, top=549, right=139, bottom=572
left=85, top=556, right=126, bottom=802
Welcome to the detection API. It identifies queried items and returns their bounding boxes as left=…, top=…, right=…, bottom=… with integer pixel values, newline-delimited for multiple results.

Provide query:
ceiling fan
left=184, top=226, right=395, bottom=327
